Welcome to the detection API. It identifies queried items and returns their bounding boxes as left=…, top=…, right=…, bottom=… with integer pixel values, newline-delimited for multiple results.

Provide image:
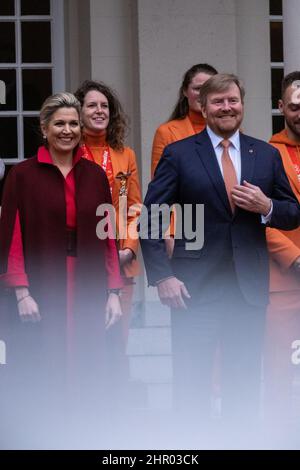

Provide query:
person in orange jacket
left=151, top=63, right=218, bottom=179
left=75, top=80, right=142, bottom=343
left=265, top=71, right=300, bottom=427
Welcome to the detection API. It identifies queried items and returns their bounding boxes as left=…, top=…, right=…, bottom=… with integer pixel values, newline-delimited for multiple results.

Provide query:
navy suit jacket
left=140, top=129, right=300, bottom=307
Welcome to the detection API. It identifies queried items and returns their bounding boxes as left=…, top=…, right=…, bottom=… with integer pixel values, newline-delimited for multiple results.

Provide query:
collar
left=37, top=145, right=84, bottom=166
left=188, top=110, right=205, bottom=126
left=83, top=130, right=107, bottom=147
left=206, top=126, right=240, bottom=151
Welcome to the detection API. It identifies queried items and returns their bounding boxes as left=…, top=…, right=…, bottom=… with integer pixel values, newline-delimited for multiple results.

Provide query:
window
left=0, top=0, right=65, bottom=165
left=269, top=0, right=284, bottom=134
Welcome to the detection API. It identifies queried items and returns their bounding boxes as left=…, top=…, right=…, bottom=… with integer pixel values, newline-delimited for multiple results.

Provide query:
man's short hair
left=281, top=71, right=300, bottom=100
left=199, top=73, right=245, bottom=107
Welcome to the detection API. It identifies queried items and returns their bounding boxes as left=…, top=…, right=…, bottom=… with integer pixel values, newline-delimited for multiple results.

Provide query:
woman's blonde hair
left=40, top=92, right=81, bottom=128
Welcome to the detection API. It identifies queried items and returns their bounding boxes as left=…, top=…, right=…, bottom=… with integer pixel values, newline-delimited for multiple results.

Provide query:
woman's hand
left=105, top=293, right=122, bottom=329
left=16, top=288, right=41, bottom=323
left=119, top=248, right=134, bottom=266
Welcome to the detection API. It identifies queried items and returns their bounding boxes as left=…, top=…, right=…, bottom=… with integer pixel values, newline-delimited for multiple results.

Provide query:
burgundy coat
left=0, top=151, right=123, bottom=400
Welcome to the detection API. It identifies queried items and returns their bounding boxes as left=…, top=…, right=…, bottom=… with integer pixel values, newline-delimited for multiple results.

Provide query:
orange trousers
left=264, top=290, right=300, bottom=424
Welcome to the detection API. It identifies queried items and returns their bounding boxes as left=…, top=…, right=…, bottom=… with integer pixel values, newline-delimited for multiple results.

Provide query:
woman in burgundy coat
left=0, top=93, right=124, bottom=436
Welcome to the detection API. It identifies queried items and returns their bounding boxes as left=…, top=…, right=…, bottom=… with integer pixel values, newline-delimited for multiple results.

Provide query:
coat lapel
left=240, top=134, right=256, bottom=184
left=195, top=130, right=232, bottom=213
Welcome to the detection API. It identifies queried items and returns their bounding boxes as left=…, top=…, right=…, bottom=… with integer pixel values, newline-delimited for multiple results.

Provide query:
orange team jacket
left=85, top=142, right=142, bottom=278
left=267, top=129, right=300, bottom=292
left=151, top=113, right=206, bottom=178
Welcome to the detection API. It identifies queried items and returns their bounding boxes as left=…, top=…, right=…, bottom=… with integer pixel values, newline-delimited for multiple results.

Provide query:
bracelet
left=107, top=288, right=121, bottom=296
left=294, top=262, right=300, bottom=273
left=17, top=294, right=30, bottom=304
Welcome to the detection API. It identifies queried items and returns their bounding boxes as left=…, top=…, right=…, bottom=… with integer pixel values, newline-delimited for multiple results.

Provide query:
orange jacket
left=110, top=146, right=142, bottom=277
left=267, top=130, right=300, bottom=292
left=82, top=139, right=142, bottom=278
left=151, top=115, right=206, bottom=178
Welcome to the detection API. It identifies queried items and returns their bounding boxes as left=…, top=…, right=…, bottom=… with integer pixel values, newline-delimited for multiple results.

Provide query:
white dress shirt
left=206, top=125, right=241, bottom=183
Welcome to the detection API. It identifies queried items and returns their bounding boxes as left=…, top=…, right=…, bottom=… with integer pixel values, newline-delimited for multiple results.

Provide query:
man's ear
left=278, top=99, right=284, bottom=114
left=201, top=105, right=207, bottom=119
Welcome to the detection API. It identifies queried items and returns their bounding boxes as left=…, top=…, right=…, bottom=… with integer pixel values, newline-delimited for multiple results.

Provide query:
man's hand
left=157, top=276, right=191, bottom=309
left=231, top=180, right=271, bottom=215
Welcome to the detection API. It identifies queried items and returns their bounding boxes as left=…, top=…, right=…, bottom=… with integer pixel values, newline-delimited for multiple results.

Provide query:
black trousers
left=171, top=267, right=266, bottom=430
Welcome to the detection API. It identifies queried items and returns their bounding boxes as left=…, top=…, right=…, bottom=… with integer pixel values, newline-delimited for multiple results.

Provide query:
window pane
left=272, top=115, right=285, bottom=134
left=0, top=117, right=18, bottom=158
left=0, top=22, right=15, bottom=62
left=22, top=22, right=51, bottom=63
left=0, top=0, right=15, bottom=16
left=0, top=69, right=17, bottom=111
left=269, top=0, right=282, bottom=16
left=270, top=22, right=283, bottom=62
left=21, top=0, right=50, bottom=16
left=22, top=69, right=52, bottom=111
left=24, top=116, right=41, bottom=158
left=271, top=68, right=284, bottom=109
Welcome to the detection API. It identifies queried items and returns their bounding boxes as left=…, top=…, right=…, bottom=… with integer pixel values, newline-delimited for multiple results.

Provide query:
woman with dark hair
left=0, top=92, right=123, bottom=435
left=151, top=63, right=217, bottom=178
left=75, top=80, right=142, bottom=343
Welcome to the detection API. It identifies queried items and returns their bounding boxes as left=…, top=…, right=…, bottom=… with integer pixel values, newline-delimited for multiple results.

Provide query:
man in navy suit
left=141, top=74, right=300, bottom=436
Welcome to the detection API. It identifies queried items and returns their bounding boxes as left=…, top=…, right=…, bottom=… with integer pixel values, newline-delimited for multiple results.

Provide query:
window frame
left=269, top=6, right=284, bottom=134
left=0, top=0, right=65, bottom=163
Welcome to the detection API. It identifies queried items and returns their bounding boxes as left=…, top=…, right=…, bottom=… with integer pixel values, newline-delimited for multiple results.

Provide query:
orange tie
left=221, top=139, right=238, bottom=212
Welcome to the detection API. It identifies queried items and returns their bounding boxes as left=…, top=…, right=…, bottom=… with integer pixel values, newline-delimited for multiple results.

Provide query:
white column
left=282, top=0, right=300, bottom=74
left=89, top=0, right=136, bottom=147
left=235, top=0, right=272, bottom=140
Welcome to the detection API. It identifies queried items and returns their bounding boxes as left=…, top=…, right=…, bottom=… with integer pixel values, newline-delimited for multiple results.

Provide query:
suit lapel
left=240, top=134, right=256, bottom=184
left=195, top=130, right=232, bottom=213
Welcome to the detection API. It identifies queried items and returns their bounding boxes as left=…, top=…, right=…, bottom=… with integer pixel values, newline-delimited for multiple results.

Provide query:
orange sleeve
left=151, top=125, right=176, bottom=237
left=122, top=148, right=142, bottom=255
left=266, top=227, right=300, bottom=271
left=151, top=125, right=171, bottom=179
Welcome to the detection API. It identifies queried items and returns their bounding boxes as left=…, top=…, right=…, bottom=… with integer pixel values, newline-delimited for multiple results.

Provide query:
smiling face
left=41, top=107, right=81, bottom=154
left=81, top=89, right=110, bottom=136
left=279, top=84, right=300, bottom=142
left=201, top=83, right=244, bottom=138
left=183, top=72, right=213, bottom=113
